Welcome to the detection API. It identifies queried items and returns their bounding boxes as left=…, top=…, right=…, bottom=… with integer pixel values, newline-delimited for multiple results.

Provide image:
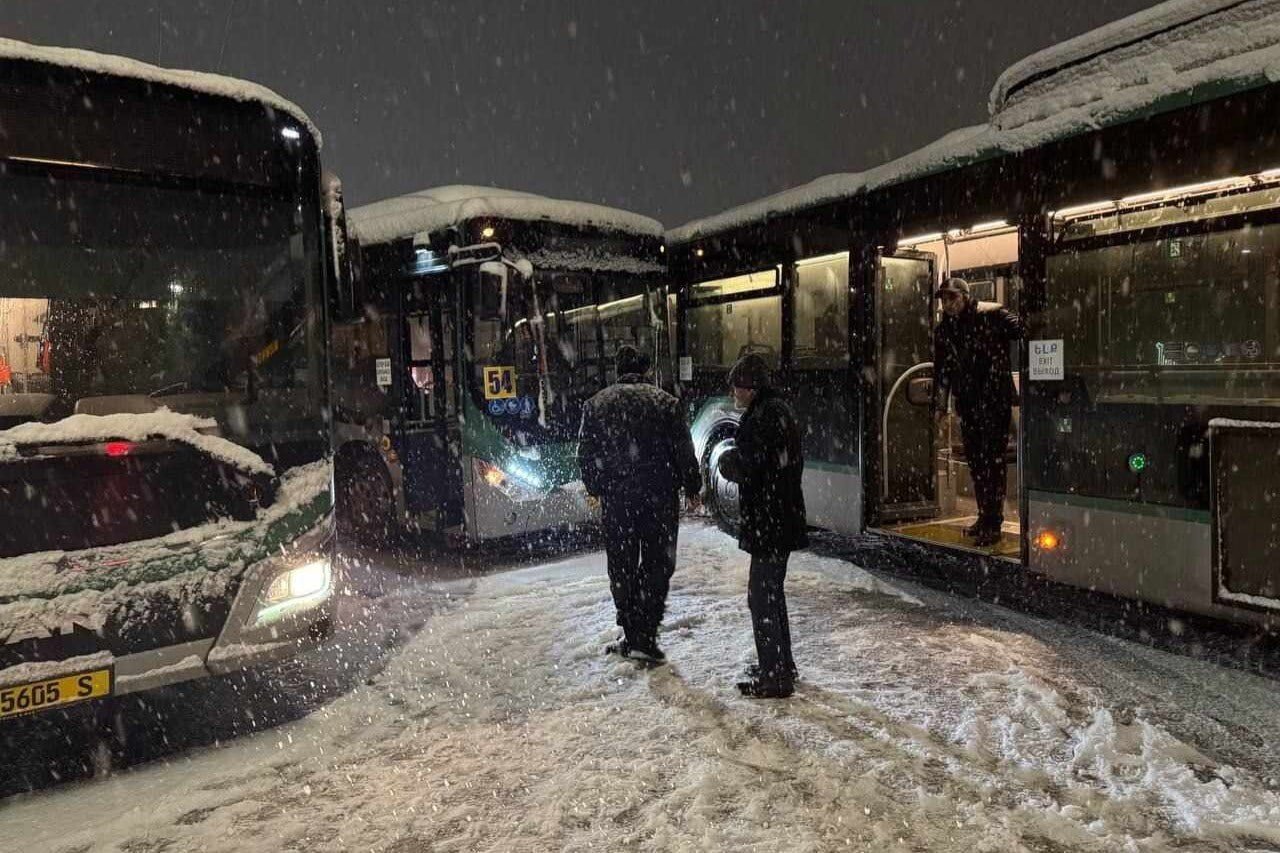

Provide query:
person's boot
left=628, top=638, right=666, bottom=663
left=973, top=526, right=1002, bottom=547
left=962, top=520, right=983, bottom=537
left=604, top=637, right=632, bottom=658
left=736, top=677, right=794, bottom=699
left=745, top=663, right=799, bottom=681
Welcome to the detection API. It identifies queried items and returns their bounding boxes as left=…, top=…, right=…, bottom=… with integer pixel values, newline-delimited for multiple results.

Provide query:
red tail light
left=104, top=441, right=134, bottom=457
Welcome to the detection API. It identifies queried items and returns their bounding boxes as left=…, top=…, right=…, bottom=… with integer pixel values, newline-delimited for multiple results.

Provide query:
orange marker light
left=1033, top=529, right=1061, bottom=551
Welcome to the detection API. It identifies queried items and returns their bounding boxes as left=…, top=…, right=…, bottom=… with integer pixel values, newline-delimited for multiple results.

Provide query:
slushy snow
left=5, top=523, right=1278, bottom=852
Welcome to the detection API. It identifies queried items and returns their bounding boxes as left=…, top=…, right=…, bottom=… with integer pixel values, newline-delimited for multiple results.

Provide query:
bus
left=667, top=0, right=1280, bottom=631
left=0, top=39, right=341, bottom=725
left=334, top=186, right=669, bottom=545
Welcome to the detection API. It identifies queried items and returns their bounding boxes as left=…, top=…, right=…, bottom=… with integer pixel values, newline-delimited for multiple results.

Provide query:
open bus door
left=867, top=249, right=939, bottom=526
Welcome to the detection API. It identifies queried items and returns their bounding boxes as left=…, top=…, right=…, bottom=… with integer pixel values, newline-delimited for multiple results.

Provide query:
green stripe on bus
left=1027, top=489, right=1210, bottom=524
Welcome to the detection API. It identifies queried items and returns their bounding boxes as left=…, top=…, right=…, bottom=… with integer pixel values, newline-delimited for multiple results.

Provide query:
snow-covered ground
left=4, top=522, right=1280, bottom=852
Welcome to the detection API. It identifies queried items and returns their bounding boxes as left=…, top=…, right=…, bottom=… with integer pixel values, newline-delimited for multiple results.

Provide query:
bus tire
left=702, top=424, right=742, bottom=538
left=335, top=447, right=396, bottom=547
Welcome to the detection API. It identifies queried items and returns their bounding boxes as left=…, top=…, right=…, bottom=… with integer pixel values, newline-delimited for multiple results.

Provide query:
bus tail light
left=103, top=441, right=134, bottom=457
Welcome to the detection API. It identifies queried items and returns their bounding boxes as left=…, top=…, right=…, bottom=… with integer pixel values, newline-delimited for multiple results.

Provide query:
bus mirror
left=322, top=172, right=358, bottom=321
left=906, top=377, right=933, bottom=406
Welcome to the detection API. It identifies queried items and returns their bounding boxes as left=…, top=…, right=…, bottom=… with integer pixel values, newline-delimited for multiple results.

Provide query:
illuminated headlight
left=475, top=459, right=544, bottom=500
left=254, top=559, right=332, bottom=625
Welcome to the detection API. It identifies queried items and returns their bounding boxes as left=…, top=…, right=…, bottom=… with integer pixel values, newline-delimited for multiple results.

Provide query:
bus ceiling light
left=796, top=251, right=850, bottom=267
left=1055, top=167, right=1280, bottom=221
left=897, top=232, right=943, bottom=247
left=280, top=126, right=301, bottom=141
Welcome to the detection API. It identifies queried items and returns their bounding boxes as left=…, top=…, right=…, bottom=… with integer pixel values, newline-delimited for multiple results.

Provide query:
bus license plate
left=0, top=668, right=113, bottom=720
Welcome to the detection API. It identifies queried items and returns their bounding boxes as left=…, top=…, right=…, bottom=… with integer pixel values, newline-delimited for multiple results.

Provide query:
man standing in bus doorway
left=578, top=345, right=702, bottom=663
left=932, top=277, right=1023, bottom=548
left=719, top=353, right=807, bottom=699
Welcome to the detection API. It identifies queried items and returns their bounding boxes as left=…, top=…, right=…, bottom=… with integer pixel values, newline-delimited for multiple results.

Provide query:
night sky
left=2, top=0, right=1160, bottom=225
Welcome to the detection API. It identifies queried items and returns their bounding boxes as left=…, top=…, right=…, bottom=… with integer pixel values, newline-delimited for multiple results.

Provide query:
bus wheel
left=336, top=450, right=395, bottom=547
left=703, top=428, right=742, bottom=536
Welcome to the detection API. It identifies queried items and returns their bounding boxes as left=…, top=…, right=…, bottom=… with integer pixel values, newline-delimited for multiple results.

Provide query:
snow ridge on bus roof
left=349, top=185, right=664, bottom=247
left=0, top=38, right=320, bottom=145
left=990, top=0, right=1247, bottom=119
left=668, top=0, right=1280, bottom=245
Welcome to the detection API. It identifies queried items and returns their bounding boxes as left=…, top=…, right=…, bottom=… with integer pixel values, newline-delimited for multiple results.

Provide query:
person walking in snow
left=719, top=353, right=806, bottom=698
left=578, top=345, right=702, bottom=663
left=931, top=277, right=1024, bottom=547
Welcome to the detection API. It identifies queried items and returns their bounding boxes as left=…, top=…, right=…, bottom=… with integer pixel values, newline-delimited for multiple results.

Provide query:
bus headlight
left=254, top=559, right=332, bottom=625
left=475, top=459, right=544, bottom=501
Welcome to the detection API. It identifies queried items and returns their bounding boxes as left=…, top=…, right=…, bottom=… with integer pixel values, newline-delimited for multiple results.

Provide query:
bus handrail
left=882, top=361, right=934, bottom=500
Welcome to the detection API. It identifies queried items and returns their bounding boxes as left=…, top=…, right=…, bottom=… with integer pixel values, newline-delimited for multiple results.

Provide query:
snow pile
left=524, top=247, right=665, bottom=276
left=350, top=185, right=664, bottom=247
left=8, top=523, right=1279, bottom=852
left=0, top=38, right=318, bottom=144
left=669, top=0, right=1280, bottom=243
left=0, top=409, right=274, bottom=477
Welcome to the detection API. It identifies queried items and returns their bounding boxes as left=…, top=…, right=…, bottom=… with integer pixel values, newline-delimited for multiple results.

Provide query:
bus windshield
left=469, top=268, right=659, bottom=444
left=0, top=164, right=325, bottom=447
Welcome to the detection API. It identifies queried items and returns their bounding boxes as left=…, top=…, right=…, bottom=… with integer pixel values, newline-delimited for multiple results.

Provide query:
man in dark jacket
left=932, top=277, right=1024, bottom=547
left=578, top=345, right=702, bottom=662
left=719, top=354, right=806, bottom=698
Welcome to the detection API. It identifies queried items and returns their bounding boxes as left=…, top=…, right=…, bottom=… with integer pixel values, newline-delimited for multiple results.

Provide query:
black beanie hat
left=615, top=345, right=650, bottom=376
left=727, top=353, right=772, bottom=390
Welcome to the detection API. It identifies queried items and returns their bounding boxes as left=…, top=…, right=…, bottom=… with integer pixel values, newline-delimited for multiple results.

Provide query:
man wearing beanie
left=932, top=277, right=1023, bottom=547
left=719, top=353, right=806, bottom=698
left=578, top=345, right=702, bottom=663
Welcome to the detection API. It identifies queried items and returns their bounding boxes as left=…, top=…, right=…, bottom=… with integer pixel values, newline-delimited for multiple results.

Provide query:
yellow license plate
left=0, top=667, right=113, bottom=720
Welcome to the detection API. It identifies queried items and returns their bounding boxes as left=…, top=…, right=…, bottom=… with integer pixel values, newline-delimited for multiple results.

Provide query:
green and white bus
left=334, top=187, right=669, bottom=545
left=0, top=40, right=342, bottom=724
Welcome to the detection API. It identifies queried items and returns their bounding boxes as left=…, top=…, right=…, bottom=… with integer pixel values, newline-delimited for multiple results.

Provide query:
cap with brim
left=935, top=277, right=970, bottom=298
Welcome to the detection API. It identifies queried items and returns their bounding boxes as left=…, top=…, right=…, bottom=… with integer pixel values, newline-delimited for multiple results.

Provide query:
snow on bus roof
left=0, top=37, right=319, bottom=145
left=668, top=0, right=1280, bottom=244
left=349, top=185, right=664, bottom=247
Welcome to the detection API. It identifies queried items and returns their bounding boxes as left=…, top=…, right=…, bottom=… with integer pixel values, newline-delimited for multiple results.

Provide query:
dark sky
left=1, top=0, right=1160, bottom=225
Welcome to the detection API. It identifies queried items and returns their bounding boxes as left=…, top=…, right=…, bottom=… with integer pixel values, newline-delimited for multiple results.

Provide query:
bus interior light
left=897, top=232, right=943, bottom=247
left=280, top=127, right=301, bottom=140
left=103, top=441, right=134, bottom=457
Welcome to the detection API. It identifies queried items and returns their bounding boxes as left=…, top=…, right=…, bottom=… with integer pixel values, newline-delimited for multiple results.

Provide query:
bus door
left=397, top=277, right=464, bottom=528
left=870, top=249, right=938, bottom=524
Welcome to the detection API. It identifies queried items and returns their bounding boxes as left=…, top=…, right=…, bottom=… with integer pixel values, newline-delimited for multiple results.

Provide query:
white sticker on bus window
left=375, top=357, right=392, bottom=388
left=1029, top=339, right=1064, bottom=381
left=678, top=356, right=693, bottom=382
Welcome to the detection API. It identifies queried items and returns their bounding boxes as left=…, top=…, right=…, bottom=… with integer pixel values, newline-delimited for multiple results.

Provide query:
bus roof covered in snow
left=668, top=0, right=1280, bottom=243
left=349, top=185, right=665, bottom=248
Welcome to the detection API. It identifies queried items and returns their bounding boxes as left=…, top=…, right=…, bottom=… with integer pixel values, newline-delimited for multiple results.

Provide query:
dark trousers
left=748, top=553, right=794, bottom=683
left=959, top=405, right=1012, bottom=530
left=601, top=494, right=679, bottom=648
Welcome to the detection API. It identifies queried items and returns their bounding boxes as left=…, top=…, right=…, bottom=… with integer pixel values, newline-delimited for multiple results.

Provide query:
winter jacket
left=720, top=388, right=808, bottom=556
left=932, top=300, right=1024, bottom=418
left=577, top=374, right=702, bottom=503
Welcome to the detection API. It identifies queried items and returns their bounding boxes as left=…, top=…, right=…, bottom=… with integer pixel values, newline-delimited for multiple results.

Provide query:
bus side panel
left=1027, top=491, right=1276, bottom=630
